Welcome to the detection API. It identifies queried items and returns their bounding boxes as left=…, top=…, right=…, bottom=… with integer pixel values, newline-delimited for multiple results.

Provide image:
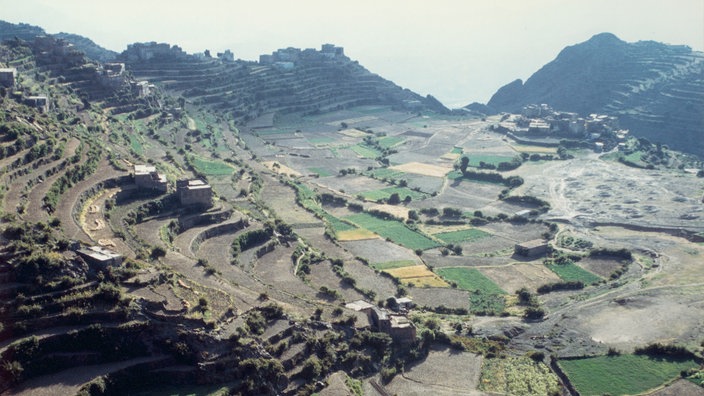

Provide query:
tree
left=387, top=193, right=401, bottom=205
left=460, top=156, right=470, bottom=174
left=150, top=246, right=167, bottom=260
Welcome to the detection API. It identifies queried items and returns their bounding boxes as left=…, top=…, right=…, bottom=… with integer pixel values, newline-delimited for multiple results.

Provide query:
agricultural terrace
left=384, top=265, right=449, bottom=288
left=546, top=261, right=602, bottom=284
left=433, top=228, right=490, bottom=244
left=479, top=357, right=561, bottom=396
left=558, top=355, right=699, bottom=396
left=377, top=136, right=404, bottom=148
left=350, top=143, right=382, bottom=159
left=344, top=212, right=440, bottom=250
left=436, top=267, right=506, bottom=314
left=371, top=260, right=416, bottom=270
left=465, top=154, right=517, bottom=168
left=359, top=186, right=427, bottom=202
left=189, top=155, right=235, bottom=176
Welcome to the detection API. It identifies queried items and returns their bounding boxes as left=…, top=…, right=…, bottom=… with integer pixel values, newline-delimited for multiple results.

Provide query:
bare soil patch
left=390, top=162, right=451, bottom=178
left=479, top=263, right=561, bottom=293
left=579, top=256, right=628, bottom=278
left=307, top=261, right=365, bottom=303
left=343, top=259, right=398, bottom=299
left=385, top=347, right=484, bottom=396
left=340, top=239, right=420, bottom=264
left=646, top=379, right=704, bottom=396
left=408, top=287, right=471, bottom=310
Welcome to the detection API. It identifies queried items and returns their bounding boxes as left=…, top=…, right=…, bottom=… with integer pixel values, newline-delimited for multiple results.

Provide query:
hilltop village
left=0, top=27, right=702, bottom=396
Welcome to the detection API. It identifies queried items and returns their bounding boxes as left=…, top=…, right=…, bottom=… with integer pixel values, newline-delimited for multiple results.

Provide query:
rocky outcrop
left=482, top=33, right=704, bottom=156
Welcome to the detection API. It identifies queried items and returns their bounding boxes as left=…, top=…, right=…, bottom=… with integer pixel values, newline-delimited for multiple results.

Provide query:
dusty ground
left=382, top=346, right=486, bottom=396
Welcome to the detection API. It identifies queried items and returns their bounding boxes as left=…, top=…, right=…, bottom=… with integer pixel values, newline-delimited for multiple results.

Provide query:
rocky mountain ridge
left=481, top=33, right=704, bottom=156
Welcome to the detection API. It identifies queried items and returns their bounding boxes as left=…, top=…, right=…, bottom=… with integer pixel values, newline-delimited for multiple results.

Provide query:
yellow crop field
left=385, top=265, right=450, bottom=288
left=367, top=203, right=410, bottom=220
left=390, top=162, right=451, bottom=178
left=337, top=228, right=379, bottom=241
left=262, top=161, right=302, bottom=177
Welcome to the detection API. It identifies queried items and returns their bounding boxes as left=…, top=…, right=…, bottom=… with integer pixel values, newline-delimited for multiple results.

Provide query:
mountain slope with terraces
left=481, top=33, right=704, bottom=156
left=119, top=42, right=449, bottom=123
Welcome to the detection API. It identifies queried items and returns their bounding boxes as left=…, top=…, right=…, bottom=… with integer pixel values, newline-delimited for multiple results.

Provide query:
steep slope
left=52, top=32, right=118, bottom=62
left=0, top=20, right=118, bottom=63
left=484, top=33, right=704, bottom=156
left=120, top=43, right=449, bottom=123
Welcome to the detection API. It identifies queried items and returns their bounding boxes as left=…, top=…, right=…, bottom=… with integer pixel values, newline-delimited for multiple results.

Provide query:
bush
left=523, top=307, right=545, bottom=320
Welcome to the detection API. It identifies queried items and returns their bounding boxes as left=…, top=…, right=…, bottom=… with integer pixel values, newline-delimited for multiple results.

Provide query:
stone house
left=134, top=165, right=167, bottom=192
left=0, top=68, right=16, bottom=87
left=514, top=239, right=549, bottom=257
left=25, top=95, right=49, bottom=112
left=177, top=179, right=213, bottom=206
left=77, top=246, right=123, bottom=268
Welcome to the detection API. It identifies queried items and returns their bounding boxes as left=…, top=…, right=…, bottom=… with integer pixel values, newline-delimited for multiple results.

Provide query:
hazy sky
left=3, top=0, right=703, bottom=107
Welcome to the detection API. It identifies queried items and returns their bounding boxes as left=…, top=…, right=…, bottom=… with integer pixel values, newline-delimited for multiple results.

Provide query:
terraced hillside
left=484, top=33, right=704, bottom=156
left=120, top=43, right=449, bottom=124
left=0, top=24, right=703, bottom=396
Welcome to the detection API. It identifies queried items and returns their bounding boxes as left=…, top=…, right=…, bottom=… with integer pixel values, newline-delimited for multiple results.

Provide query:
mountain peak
left=485, top=35, right=704, bottom=156
left=586, top=32, right=623, bottom=44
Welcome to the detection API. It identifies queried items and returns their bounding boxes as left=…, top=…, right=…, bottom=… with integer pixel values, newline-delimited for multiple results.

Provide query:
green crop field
left=360, top=186, right=426, bottom=201
left=344, top=212, right=440, bottom=250
left=129, top=134, right=144, bottom=155
left=451, top=146, right=463, bottom=154
left=547, top=262, right=602, bottom=284
left=323, top=213, right=356, bottom=233
left=190, top=156, right=235, bottom=176
left=308, top=167, right=334, bottom=177
left=436, top=268, right=507, bottom=313
left=467, top=154, right=516, bottom=167
left=350, top=144, right=382, bottom=159
left=367, top=168, right=406, bottom=180
left=559, top=355, right=699, bottom=396
left=371, top=260, right=417, bottom=270
left=436, top=268, right=505, bottom=294
left=378, top=136, right=404, bottom=148
left=434, top=228, right=490, bottom=244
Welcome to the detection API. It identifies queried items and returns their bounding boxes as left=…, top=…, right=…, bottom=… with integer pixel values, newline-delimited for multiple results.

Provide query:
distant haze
left=4, top=0, right=703, bottom=108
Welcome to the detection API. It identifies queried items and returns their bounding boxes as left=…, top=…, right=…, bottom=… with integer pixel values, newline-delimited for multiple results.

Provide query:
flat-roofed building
left=77, top=246, right=123, bottom=267
left=0, top=68, right=16, bottom=87
left=177, top=179, right=212, bottom=206
left=25, top=95, right=49, bottom=112
left=514, top=239, right=549, bottom=257
left=134, top=164, right=167, bottom=192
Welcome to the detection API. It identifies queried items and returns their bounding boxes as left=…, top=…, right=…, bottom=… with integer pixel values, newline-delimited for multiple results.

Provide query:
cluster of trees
left=459, top=155, right=524, bottom=174
left=537, top=280, right=585, bottom=294
left=460, top=169, right=524, bottom=188
left=516, top=287, right=545, bottom=320
left=231, top=227, right=273, bottom=258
